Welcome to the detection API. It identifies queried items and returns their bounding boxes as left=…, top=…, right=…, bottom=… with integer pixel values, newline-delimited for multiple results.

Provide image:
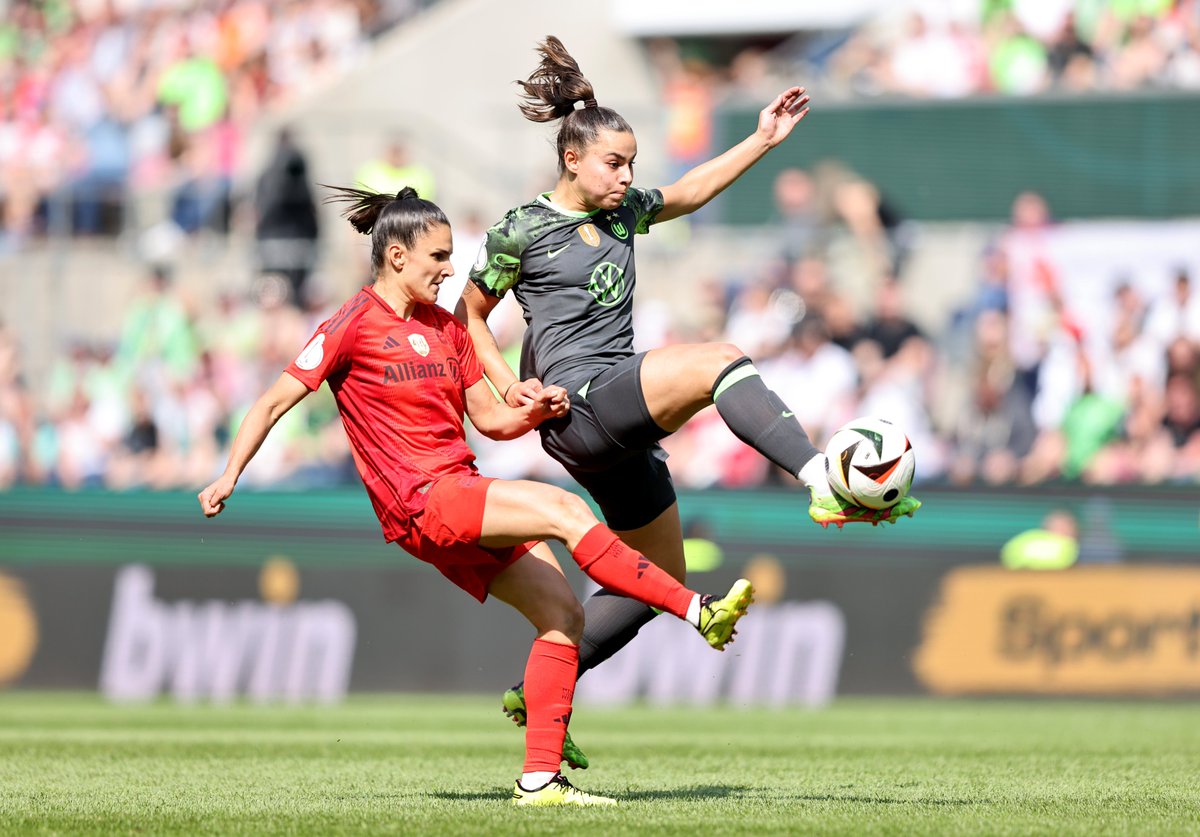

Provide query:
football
left=824, top=417, right=916, bottom=510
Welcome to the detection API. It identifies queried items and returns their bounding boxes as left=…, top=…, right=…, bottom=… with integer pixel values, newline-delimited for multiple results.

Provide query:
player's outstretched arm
left=464, top=378, right=568, bottom=441
left=459, top=282, right=545, bottom=407
left=656, top=86, right=810, bottom=224
left=198, top=372, right=310, bottom=518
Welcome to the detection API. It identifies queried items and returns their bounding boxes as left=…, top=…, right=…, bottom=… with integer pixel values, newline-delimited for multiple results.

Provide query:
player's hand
left=534, top=385, right=570, bottom=418
left=757, top=86, right=810, bottom=149
left=505, top=378, right=544, bottom=408
left=198, top=474, right=237, bottom=518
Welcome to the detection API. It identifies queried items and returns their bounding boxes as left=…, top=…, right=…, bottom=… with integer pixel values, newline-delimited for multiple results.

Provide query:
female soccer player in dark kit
left=197, top=186, right=754, bottom=807
left=460, top=36, right=922, bottom=764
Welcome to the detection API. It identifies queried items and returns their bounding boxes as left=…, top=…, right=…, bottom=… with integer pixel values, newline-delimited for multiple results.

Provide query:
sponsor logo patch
left=295, top=334, right=326, bottom=371
left=587, top=262, right=627, bottom=307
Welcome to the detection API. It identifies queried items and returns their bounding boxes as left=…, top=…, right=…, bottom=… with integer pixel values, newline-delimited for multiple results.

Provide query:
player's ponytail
left=517, top=35, right=632, bottom=175
left=324, top=184, right=449, bottom=273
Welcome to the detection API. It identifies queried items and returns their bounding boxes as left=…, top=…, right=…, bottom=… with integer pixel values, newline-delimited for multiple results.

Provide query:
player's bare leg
left=499, top=504, right=686, bottom=765
left=479, top=481, right=748, bottom=645
left=483, top=480, right=755, bottom=780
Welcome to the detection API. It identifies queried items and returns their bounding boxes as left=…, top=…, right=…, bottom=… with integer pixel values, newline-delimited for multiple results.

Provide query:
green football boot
left=696, top=578, right=755, bottom=651
left=809, top=491, right=922, bottom=529
left=502, top=685, right=589, bottom=770
left=511, top=773, right=615, bottom=807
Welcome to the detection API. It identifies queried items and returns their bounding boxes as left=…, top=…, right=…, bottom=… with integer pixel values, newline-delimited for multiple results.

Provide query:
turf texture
left=1, top=693, right=1198, bottom=835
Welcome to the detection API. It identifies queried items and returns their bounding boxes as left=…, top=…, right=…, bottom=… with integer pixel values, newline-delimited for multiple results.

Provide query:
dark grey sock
left=712, top=356, right=819, bottom=476
left=576, top=588, right=659, bottom=678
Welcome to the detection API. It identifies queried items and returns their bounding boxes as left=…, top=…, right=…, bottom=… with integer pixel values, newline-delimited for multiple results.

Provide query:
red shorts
left=395, top=473, right=535, bottom=602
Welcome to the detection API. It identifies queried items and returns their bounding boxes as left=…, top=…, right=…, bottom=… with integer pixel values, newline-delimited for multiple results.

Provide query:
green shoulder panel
left=627, top=187, right=665, bottom=235
left=469, top=208, right=529, bottom=297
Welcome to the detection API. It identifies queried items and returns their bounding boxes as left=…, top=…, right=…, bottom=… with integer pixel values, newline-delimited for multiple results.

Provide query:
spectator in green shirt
left=354, top=135, right=435, bottom=201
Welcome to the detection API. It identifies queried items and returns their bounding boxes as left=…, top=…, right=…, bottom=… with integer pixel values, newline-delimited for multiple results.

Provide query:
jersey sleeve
left=468, top=211, right=527, bottom=298
left=628, top=187, right=665, bottom=235
left=285, top=297, right=364, bottom=389
left=441, top=312, right=484, bottom=389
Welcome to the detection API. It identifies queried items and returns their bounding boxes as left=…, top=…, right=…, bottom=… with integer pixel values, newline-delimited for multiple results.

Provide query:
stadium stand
left=1, top=0, right=1198, bottom=493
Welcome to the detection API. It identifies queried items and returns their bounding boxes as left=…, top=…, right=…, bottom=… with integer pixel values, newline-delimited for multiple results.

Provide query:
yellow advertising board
left=914, top=566, right=1200, bottom=695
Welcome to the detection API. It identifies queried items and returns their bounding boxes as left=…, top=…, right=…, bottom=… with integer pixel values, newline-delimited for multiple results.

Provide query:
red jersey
left=286, top=286, right=484, bottom=541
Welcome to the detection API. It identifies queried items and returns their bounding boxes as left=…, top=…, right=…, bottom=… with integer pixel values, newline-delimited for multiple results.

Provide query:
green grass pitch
left=1, top=693, right=1199, bottom=835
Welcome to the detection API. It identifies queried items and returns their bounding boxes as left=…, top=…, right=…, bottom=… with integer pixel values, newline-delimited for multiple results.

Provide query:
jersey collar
left=363, top=284, right=422, bottom=322
left=537, top=192, right=599, bottom=219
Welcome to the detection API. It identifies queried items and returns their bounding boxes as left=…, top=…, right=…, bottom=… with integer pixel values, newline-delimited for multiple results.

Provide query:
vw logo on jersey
left=588, top=262, right=627, bottom=307
left=578, top=223, right=601, bottom=247
left=408, top=334, right=430, bottom=357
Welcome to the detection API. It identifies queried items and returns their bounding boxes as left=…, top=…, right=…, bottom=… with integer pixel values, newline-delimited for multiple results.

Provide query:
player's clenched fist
left=198, top=474, right=236, bottom=518
left=535, top=385, right=569, bottom=418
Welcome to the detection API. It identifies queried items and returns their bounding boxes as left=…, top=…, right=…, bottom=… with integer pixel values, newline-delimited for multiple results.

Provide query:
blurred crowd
left=0, top=266, right=353, bottom=490
left=2, top=180, right=1199, bottom=494
left=2, top=0, right=1199, bottom=494
left=826, top=0, right=1200, bottom=98
left=648, top=0, right=1200, bottom=111
left=0, top=0, right=428, bottom=250
left=652, top=182, right=1200, bottom=492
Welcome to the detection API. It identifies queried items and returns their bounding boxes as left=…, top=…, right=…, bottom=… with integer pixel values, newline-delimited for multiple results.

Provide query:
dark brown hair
left=323, top=185, right=449, bottom=273
left=517, top=36, right=633, bottom=175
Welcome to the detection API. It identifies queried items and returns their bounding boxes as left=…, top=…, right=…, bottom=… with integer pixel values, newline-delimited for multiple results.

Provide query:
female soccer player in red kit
left=197, top=186, right=753, bottom=807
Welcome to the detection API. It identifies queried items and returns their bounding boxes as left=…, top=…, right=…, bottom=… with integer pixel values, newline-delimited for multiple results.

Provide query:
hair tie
left=583, top=98, right=598, bottom=109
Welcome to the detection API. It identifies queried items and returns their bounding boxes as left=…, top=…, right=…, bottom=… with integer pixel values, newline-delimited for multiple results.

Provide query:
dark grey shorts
left=539, top=353, right=677, bottom=531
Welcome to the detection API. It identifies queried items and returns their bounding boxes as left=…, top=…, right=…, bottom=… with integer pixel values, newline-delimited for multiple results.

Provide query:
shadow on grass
left=429, top=790, right=510, bottom=803
left=429, top=785, right=752, bottom=803
left=786, top=793, right=985, bottom=806
left=617, top=785, right=751, bottom=801
left=430, top=786, right=985, bottom=806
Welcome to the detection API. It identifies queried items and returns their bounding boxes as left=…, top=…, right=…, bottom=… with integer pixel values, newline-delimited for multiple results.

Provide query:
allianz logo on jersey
left=382, top=357, right=462, bottom=385
left=575, top=601, right=845, bottom=708
left=381, top=332, right=461, bottom=384
left=100, top=565, right=357, bottom=704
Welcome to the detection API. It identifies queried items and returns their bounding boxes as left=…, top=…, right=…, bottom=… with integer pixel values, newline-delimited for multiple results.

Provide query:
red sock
left=572, top=525, right=694, bottom=620
left=523, top=638, right=579, bottom=773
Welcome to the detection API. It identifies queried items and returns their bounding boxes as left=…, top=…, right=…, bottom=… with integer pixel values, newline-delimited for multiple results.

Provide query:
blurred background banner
left=2, top=487, right=1197, bottom=701
left=718, top=95, right=1200, bottom=222
left=2, top=0, right=1200, bottom=705
left=914, top=565, right=1200, bottom=695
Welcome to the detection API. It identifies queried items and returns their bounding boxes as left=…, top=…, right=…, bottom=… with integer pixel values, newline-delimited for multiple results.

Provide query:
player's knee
left=538, top=591, right=584, bottom=643
left=550, top=490, right=597, bottom=541
left=713, top=342, right=747, bottom=370
left=558, top=598, right=585, bottom=643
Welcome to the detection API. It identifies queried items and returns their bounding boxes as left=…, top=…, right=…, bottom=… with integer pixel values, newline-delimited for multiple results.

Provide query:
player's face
left=400, top=223, right=454, bottom=304
left=569, top=129, right=637, bottom=211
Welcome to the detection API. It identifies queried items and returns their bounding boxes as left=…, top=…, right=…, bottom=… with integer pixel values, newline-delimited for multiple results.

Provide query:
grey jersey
left=469, top=188, right=664, bottom=390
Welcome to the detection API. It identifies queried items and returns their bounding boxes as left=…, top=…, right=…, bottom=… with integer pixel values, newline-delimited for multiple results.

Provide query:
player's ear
left=562, top=146, right=580, bottom=175
left=387, top=242, right=406, bottom=272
